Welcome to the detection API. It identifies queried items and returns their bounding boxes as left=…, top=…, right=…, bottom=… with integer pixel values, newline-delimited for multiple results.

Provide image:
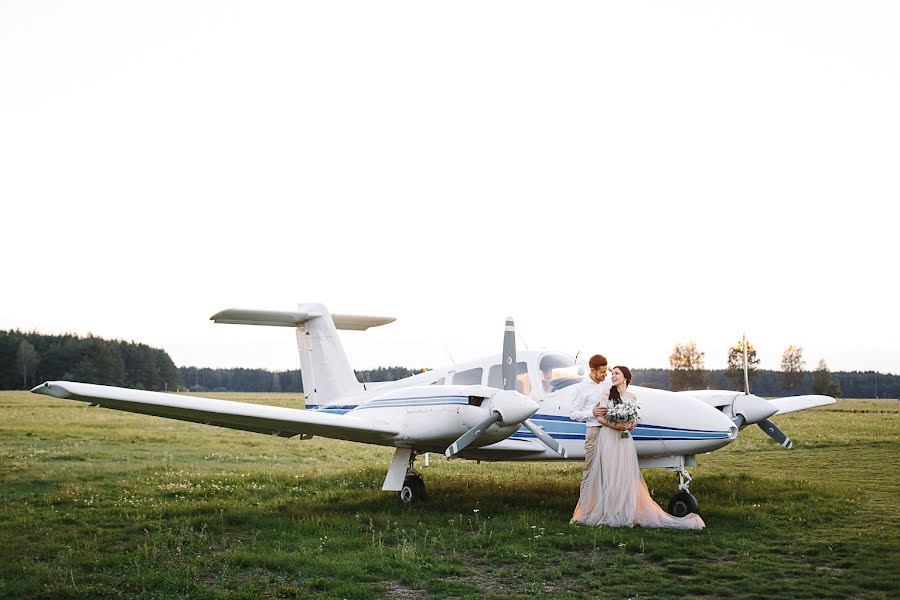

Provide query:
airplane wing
left=678, top=390, right=836, bottom=415
left=31, top=381, right=399, bottom=445
left=767, top=394, right=835, bottom=415
left=675, top=390, right=739, bottom=408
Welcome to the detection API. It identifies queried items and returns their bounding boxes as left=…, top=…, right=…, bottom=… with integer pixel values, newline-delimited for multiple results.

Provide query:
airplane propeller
left=444, top=317, right=568, bottom=458
left=733, top=334, right=793, bottom=449
left=757, top=418, right=793, bottom=449
left=445, top=411, right=503, bottom=457
left=522, top=419, right=568, bottom=457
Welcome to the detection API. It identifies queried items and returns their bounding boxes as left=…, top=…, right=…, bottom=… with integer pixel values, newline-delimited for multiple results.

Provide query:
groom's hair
left=588, top=355, right=607, bottom=369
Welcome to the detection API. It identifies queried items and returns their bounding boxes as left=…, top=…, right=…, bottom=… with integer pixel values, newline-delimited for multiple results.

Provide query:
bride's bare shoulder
left=622, top=391, right=637, bottom=400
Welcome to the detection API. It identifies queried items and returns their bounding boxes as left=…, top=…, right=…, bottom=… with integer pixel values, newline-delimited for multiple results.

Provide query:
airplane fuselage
left=311, top=350, right=738, bottom=463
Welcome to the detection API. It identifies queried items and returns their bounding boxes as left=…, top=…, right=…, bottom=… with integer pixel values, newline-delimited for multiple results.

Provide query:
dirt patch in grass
left=811, top=559, right=844, bottom=575
left=464, top=563, right=511, bottom=594
left=383, top=580, right=432, bottom=599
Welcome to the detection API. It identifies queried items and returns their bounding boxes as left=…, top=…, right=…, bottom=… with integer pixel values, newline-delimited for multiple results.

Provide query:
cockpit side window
left=452, top=368, right=483, bottom=386
left=486, top=362, right=531, bottom=395
left=539, top=353, right=586, bottom=393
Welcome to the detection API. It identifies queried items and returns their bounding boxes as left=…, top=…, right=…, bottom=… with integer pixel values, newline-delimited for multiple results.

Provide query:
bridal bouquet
left=606, top=398, right=640, bottom=438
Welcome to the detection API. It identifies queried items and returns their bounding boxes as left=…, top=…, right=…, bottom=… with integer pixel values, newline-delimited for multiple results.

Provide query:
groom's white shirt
left=570, top=376, right=613, bottom=427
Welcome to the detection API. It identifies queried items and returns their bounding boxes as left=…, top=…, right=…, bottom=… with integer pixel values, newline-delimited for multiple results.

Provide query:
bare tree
left=779, top=345, right=805, bottom=392
left=669, top=341, right=706, bottom=391
left=16, top=339, right=40, bottom=389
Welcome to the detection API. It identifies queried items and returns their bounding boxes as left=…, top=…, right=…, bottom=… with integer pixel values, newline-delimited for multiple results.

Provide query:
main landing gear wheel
left=398, top=475, right=426, bottom=503
left=667, top=490, right=699, bottom=517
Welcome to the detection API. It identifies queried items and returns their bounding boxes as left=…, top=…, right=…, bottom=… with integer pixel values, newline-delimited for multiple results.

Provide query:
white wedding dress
left=571, top=395, right=705, bottom=529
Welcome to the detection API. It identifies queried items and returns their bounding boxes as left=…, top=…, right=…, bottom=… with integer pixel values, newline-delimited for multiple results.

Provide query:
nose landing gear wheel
left=667, top=490, right=699, bottom=517
left=398, top=475, right=426, bottom=503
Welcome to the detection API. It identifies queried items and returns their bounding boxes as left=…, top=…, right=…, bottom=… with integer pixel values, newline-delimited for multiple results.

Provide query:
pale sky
left=1, top=2, right=898, bottom=375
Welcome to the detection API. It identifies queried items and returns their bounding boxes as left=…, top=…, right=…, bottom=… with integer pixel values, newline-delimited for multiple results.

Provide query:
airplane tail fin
left=210, top=304, right=395, bottom=405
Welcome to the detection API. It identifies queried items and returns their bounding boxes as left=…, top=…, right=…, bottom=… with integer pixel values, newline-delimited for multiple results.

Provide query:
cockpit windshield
left=538, top=353, right=587, bottom=393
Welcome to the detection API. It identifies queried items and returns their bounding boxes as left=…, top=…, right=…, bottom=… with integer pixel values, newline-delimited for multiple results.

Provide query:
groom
left=570, top=354, right=613, bottom=494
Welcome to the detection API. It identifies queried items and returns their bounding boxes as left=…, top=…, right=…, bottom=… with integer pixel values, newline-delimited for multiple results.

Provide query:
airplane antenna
left=447, top=349, right=456, bottom=365
left=516, top=330, right=529, bottom=350
left=742, top=332, right=750, bottom=395
left=574, top=349, right=581, bottom=362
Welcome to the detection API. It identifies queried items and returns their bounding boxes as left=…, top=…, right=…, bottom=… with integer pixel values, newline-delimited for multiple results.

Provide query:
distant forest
left=630, top=368, right=900, bottom=399
left=177, top=366, right=900, bottom=398
left=1, top=330, right=181, bottom=391
left=178, top=365, right=421, bottom=393
left=2, top=330, right=898, bottom=398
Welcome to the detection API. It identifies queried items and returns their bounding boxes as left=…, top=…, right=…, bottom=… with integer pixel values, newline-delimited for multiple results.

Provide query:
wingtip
left=209, top=308, right=235, bottom=321
left=31, top=381, right=68, bottom=399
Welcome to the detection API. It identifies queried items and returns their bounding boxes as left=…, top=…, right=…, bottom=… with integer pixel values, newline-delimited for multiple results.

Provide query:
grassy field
left=1, top=391, right=898, bottom=599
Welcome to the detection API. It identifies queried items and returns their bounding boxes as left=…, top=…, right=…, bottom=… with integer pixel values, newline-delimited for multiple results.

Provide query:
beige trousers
left=581, top=426, right=601, bottom=492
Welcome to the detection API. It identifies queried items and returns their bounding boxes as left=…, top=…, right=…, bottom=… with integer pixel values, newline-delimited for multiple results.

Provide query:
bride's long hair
left=608, top=365, right=633, bottom=404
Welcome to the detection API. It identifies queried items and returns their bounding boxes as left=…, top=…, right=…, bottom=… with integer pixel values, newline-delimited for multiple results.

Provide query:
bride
left=571, top=366, right=705, bottom=529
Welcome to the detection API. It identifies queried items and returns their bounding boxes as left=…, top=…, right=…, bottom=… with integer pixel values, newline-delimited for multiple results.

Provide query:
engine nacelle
left=489, top=389, right=539, bottom=425
left=732, top=394, right=778, bottom=426
left=351, top=385, right=532, bottom=451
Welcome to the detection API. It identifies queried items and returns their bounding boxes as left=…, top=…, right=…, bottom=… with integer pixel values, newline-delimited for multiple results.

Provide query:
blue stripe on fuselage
left=304, top=405, right=730, bottom=440
left=517, top=415, right=731, bottom=441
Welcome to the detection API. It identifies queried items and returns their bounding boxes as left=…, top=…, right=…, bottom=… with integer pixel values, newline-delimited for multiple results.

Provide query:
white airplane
left=32, top=303, right=835, bottom=516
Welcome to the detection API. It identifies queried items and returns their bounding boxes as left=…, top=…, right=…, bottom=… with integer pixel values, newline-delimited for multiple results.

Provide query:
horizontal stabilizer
left=768, top=395, right=835, bottom=415
left=32, top=381, right=398, bottom=443
left=210, top=308, right=395, bottom=331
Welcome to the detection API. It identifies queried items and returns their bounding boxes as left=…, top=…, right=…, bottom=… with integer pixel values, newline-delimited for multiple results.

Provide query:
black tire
left=667, top=490, right=699, bottom=517
left=411, top=477, right=426, bottom=500
left=398, top=476, right=426, bottom=503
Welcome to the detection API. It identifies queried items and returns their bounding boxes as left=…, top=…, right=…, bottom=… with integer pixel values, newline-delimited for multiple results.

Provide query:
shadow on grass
left=263, top=467, right=844, bottom=535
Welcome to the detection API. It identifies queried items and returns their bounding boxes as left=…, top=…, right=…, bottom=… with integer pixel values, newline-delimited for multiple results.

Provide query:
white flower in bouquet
left=606, top=397, right=640, bottom=438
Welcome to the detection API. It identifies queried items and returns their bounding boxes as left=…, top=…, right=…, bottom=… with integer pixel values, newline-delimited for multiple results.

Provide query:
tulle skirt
left=571, top=426, right=705, bottom=529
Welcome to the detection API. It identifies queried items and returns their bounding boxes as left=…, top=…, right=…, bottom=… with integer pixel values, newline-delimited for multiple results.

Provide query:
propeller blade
left=445, top=411, right=502, bottom=457
left=502, top=317, right=516, bottom=391
left=758, top=418, right=793, bottom=449
left=523, top=419, right=568, bottom=458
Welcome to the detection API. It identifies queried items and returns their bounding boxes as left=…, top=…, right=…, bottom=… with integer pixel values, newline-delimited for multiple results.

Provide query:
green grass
left=1, top=391, right=898, bottom=599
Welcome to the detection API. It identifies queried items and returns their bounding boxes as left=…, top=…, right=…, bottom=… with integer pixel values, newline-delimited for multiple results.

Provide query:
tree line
left=178, top=365, right=423, bottom=393
left=3, top=330, right=897, bottom=398
left=174, top=364, right=900, bottom=398
left=631, top=368, right=899, bottom=398
left=0, top=330, right=182, bottom=391
left=1, top=330, right=423, bottom=393
left=663, top=339, right=897, bottom=397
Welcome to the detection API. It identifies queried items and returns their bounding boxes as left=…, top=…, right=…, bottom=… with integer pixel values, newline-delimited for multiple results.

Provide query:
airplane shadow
left=262, top=468, right=823, bottom=534
left=267, top=467, right=576, bottom=517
